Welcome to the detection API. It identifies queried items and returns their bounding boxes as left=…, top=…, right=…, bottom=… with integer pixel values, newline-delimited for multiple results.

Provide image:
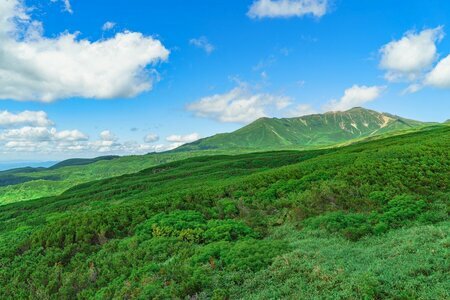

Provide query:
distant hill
left=49, top=155, right=120, bottom=169
left=0, top=161, right=56, bottom=171
left=176, top=107, right=429, bottom=151
left=0, top=156, right=119, bottom=189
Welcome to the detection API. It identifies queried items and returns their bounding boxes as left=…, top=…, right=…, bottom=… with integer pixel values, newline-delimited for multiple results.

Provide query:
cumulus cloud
left=0, top=126, right=88, bottom=142
left=424, top=54, right=450, bottom=88
left=0, top=110, right=53, bottom=128
left=99, top=130, right=117, bottom=141
left=0, top=0, right=169, bottom=102
left=0, top=110, right=181, bottom=156
left=186, top=87, right=292, bottom=123
left=144, top=133, right=159, bottom=143
left=379, top=27, right=444, bottom=82
left=166, top=133, right=200, bottom=143
left=161, top=133, right=201, bottom=150
left=287, top=104, right=317, bottom=117
left=189, top=36, right=215, bottom=54
left=248, top=0, right=329, bottom=19
left=102, top=21, right=116, bottom=31
left=324, top=85, right=385, bottom=111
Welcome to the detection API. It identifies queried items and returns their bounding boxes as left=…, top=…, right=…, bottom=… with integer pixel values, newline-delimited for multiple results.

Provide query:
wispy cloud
left=144, top=133, right=159, bottom=143
left=102, top=21, right=116, bottom=31
left=248, top=0, right=329, bottom=19
left=189, top=36, right=215, bottom=54
left=63, top=0, right=73, bottom=13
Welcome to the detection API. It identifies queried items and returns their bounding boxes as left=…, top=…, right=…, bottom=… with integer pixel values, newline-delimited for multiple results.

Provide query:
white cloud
left=166, top=133, right=200, bottom=143
left=49, top=0, right=72, bottom=14
left=187, top=87, right=292, bottom=123
left=324, top=85, right=385, bottom=111
left=424, top=54, right=450, bottom=88
left=102, top=21, right=116, bottom=31
left=144, top=133, right=159, bottom=143
left=287, top=104, right=317, bottom=117
left=253, top=55, right=277, bottom=71
left=0, top=0, right=169, bottom=102
left=54, top=129, right=88, bottom=141
left=0, top=127, right=88, bottom=142
left=99, top=130, right=117, bottom=141
left=161, top=133, right=201, bottom=150
left=0, top=110, right=53, bottom=128
left=248, top=0, right=329, bottom=19
left=63, top=0, right=73, bottom=13
left=402, top=83, right=423, bottom=94
left=0, top=110, right=177, bottom=156
left=144, top=143, right=180, bottom=152
left=189, top=36, right=215, bottom=54
left=379, top=27, right=444, bottom=82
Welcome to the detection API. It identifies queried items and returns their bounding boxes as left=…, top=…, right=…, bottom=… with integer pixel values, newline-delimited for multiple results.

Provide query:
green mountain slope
left=0, top=151, right=214, bottom=205
left=0, top=108, right=437, bottom=205
left=0, top=156, right=119, bottom=189
left=0, top=126, right=448, bottom=299
left=177, top=107, right=429, bottom=151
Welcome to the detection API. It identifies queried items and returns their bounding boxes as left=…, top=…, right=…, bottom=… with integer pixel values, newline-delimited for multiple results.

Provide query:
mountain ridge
left=175, top=107, right=430, bottom=151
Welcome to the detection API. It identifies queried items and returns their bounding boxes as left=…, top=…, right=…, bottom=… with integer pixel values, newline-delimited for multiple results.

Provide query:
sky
left=0, top=0, right=449, bottom=161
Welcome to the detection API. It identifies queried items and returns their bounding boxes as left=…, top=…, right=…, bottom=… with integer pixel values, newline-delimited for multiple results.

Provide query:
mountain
left=0, top=161, right=57, bottom=171
left=176, top=107, right=428, bottom=151
left=0, top=126, right=448, bottom=298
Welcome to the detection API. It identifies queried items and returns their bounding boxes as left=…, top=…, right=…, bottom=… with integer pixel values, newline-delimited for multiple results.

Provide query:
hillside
left=0, top=126, right=448, bottom=299
left=176, top=107, right=428, bottom=151
left=0, top=151, right=215, bottom=205
left=0, top=108, right=437, bottom=205
left=0, top=156, right=119, bottom=188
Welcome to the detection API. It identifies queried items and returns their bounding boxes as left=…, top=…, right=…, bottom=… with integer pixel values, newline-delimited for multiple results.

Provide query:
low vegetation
left=0, top=126, right=448, bottom=298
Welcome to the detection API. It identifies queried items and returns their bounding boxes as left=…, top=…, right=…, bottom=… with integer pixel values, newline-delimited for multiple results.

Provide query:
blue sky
left=0, top=0, right=449, bottom=161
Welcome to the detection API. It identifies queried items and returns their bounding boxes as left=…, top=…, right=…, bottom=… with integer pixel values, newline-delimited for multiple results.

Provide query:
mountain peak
left=175, top=108, right=426, bottom=152
left=346, top=106, right=369, bottom=112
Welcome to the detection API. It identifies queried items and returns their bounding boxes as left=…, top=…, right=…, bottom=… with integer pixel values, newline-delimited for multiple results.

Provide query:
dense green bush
left=0, top=126, right=448, bottom=298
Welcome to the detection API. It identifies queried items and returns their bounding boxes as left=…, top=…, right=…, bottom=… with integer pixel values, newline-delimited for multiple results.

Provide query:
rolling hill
left=0, top=126, right=448, bottom=298
left=0, top=151, right=213, bottom=205
left=49, top=155, right=120, bottom=170
left=176, top=107, right=429, bottom=151
left=0, top=108, right=439, bottom=205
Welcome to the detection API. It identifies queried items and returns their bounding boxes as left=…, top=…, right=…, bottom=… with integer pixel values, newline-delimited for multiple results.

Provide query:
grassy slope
left=0, top=150, right=242, bottom=205
left=0, top=126, right=448, bottom=299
